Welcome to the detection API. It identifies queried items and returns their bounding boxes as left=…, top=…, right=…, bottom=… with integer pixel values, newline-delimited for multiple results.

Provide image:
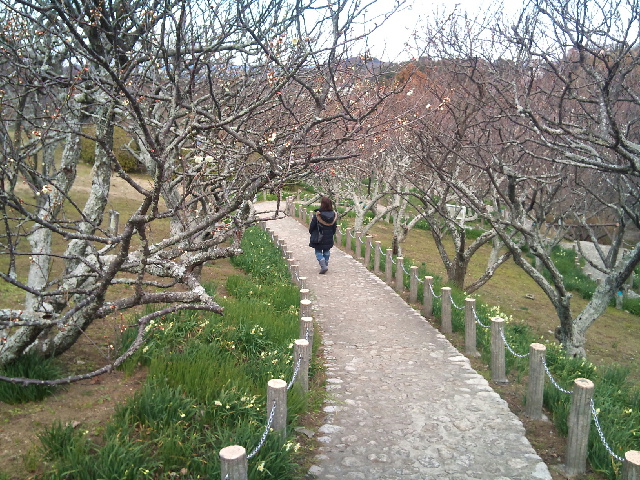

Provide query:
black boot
left=319, top=258, right=328, bottom=274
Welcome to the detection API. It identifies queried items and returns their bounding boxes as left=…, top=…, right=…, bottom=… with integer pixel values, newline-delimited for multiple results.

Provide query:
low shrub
left=622, top=296, right=640, bottom=316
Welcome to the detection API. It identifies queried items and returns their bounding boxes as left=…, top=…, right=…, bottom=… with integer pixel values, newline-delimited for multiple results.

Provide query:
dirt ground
left=0, top=242, right=236, bottom=480
left=0, top=369, right=147, bottom=479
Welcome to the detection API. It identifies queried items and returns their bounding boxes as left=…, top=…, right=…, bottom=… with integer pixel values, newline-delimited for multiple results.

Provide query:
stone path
left=259, top=203, right=551, bottom=480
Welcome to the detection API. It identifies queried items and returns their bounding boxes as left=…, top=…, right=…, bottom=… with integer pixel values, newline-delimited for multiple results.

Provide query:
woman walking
left=309, top=196, right=338, bottom=274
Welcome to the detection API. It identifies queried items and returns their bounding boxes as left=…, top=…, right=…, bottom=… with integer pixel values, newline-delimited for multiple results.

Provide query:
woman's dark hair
left=320, top=196, right=333, bottom=211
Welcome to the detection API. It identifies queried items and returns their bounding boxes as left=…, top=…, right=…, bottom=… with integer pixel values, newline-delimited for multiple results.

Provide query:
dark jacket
left=309, top=209, right=338, bottom=249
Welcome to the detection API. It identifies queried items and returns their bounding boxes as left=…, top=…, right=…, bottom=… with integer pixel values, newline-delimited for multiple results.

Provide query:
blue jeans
left=314, top=248, right=330, bottom=263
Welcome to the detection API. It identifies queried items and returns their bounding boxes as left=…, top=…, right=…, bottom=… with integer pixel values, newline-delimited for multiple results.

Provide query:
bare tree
left=415, top=0, right=640, bottom=357
left=0, top=0, right=400, bottom=382
left=395, top=52, right=512, bottom=292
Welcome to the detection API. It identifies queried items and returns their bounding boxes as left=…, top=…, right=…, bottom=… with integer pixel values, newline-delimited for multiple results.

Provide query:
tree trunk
left=448, top=258, right=467, bottom=290
left=1, top=118, right=81, bottom=364
left=392, top=235, right=400, bottom=256
left=488, top=236, right=503, bottom=268
left=552, top=295, right=580, bottom=357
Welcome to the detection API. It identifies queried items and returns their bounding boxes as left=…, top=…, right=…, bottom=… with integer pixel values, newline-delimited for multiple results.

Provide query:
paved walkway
left=259, top=203, right=551, bottom=480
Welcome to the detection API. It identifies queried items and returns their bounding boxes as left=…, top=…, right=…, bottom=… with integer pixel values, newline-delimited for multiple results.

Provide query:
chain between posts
left=287, top=353, right=303, bottom=390
left=402, top=263, right=410, bottom=275
left=499, top=328, right=530, bottom=358
left=473, top=306, right=490, bottom=328
left=450, top=297, right=464, bottom=310
left=246, top=401, right=277, bottom=459
left=591, top=399, right=624, bottom=462
left=542, top=357, right=572, bottom=394
left=429, top=283, right=441, bottom=298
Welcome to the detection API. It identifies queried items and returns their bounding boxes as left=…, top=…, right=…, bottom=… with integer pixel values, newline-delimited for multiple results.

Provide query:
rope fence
left=289, top=201, right=640, bottom=478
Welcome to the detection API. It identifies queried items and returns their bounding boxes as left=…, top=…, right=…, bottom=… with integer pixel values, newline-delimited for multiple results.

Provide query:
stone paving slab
left=260, top=204, right=551, bottom=480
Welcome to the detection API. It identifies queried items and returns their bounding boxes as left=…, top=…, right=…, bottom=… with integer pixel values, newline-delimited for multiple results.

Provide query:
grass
left=33, top=226, right=317, bottom=479
left=0, top=353, right=63, bottom=404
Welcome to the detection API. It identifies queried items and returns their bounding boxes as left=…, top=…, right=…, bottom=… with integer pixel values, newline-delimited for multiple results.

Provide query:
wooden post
left=441, top=287, right=452, bottom=334
left=109, top=210, right=119, bottom=236
left=293, top=339, right=310, bottom=392
left=409, top=266, right=418, bottom=303
left=526, top=343, right=546, bottom=420
left=299, top=316, right=314, bottom=347
left=336, top=227, right=342, bottom=248
left=298, top=277, right=307, bottom=290
left=616, top=290, right=624, bottom=309
left=300, top=288, right=310, bottom=301
left=423, top=276, right=434, bottom=318
left=286, top=258, right=295, bottom=274
left=395, top=257, right=404, bottom=293
left=345, top=228, right=352, bottom=253
left=490, top=317, right=508, bottom=383
left=565, top=378, right=595, bottom=476
left=291, top=265, right=299, bottom=285
left=464, top=298, right=479, bottom=356
left=374, top=241, right=381, bottom=273
left=364, top=235, right=373, bottom=268
left=355, top=232, right=362, bottom=259
left=219, top=445, right=248, bottom=480
left=267, top=379, right=287, bottom=437
left=622, top=451, right=640, bottom=480
left=385, top=249, right=393, bottom=285
left=300, top=299, right=311, bottom=319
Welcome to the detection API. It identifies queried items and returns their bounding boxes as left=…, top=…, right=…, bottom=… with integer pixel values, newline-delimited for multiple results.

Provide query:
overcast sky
left=357, top=0, right=525, bottom=61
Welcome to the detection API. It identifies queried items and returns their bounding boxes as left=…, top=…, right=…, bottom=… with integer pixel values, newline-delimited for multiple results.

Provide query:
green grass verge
left=0, top=353, right=62, bottom=404
left=36, top=226, right=312, bottom=479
